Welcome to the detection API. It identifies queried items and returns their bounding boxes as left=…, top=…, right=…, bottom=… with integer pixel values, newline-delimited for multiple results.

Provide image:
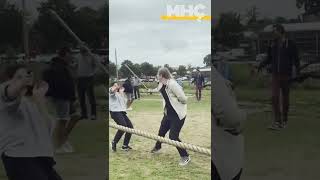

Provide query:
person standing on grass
left=132, top=76, right=141, bottom=100
left=122, top=77, right=134, bottom=111
left=76, top=46, right=99, bottom=120
left=149, top=67, right=191, bottom=166
left=258, top=24, right=300, bottom=130
left=109, top=82, right=134, bottom=151
left=212, top=67, right=245, bottom=180
left=0, top=64, right=62, bottom=180
left=193, top=69, right=205, bottom=101
left=43, top=47, right=78, bottom=153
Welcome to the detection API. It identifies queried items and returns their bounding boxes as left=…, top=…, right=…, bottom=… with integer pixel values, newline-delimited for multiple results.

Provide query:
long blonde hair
left=157, top=67, right=173, bottom=79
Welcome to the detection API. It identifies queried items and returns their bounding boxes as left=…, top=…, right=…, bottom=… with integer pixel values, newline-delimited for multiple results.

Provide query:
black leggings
left=155, top=114, right=188, bottom=157
left=212, top=161, right=242, bottom=180
left=2, top=154, right=62, bottom=180
left=110, top=111, right=134, bottom=146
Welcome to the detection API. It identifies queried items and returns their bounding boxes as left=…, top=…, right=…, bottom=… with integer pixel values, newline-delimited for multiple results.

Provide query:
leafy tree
left=0, top=3, right=23, bottom=53
left=140, top=62, right=155, bottom=76
left=177, top=65, right=187, bottom=77
left=33, top=0, right=77, bottom=52
left=154, top=66, right=161, bottom=76
left=0, top=0, right=7, bottom=9
left=273, top=16, right=288, bottom=24
left=109, top=62, right=117, bottom=77
left=187, top=64, right=193, bottom=71
left=133, top=63, right=141, bottom=77
left=297, top=0, right=320, bottom=15
left=214, top=12, right=244, bottom=48
left=119, top=60, right=134, bottom=78
left=72, top=7, right=100, bottom=48
left=203, top=54, right=211, bottom=67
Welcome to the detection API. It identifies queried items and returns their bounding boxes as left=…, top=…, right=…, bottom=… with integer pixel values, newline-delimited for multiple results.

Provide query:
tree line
left=109, top=60, right=200, bottom=79
left=213, top=0, right=320, bottom=50
left=0, top=0, right=108, bottom=55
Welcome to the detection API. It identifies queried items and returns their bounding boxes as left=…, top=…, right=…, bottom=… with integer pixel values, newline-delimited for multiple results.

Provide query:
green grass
left=227, top=63, right=320, bottom=179
left=109, top=90, right=211, bottom=180
left=239, top=88, right=320, bottom=179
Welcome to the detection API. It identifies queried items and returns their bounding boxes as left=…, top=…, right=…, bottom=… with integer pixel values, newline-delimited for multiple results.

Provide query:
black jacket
left=43, top=57, right=76, bottom=100
left=260, top=38, right=300, bottom=76
left=192, top=73, right=205, bottom=87
left=123, top=79, right=133, bottom=93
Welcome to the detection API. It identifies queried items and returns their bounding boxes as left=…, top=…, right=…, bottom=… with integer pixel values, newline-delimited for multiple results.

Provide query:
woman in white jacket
left=150, top=67, right=191, bottom=166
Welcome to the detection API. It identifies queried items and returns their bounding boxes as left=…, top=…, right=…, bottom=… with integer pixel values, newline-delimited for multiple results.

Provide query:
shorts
left=125, top=93, right=133, bottom=101
left=51, top=99, right=71, bottom=121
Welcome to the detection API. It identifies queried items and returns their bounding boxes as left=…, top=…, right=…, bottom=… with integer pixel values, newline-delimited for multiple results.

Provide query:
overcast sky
left=214, top=0, right=303, bottom=19
left=109, top=0, right=211, bottom=67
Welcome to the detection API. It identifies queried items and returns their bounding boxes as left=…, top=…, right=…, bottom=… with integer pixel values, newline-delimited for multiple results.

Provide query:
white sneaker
left=179, top=156, right=191, bottom=166
left=64, top=141, right=74, bottom=153
left=55, top=141, right=74, bottom=154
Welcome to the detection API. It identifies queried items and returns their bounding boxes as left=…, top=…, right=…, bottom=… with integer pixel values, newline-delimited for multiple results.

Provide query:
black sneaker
left=151, top=146, right=161, bottom=153
left=121, top=145, right=132, bottom=151
left=91, top=115, right=97, bottom=120
left=111, top=141, right=116, bottom=152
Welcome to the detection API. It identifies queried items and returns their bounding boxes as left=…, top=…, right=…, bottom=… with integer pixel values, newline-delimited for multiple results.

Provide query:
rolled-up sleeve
left=171, top=80, right=187, bottom=104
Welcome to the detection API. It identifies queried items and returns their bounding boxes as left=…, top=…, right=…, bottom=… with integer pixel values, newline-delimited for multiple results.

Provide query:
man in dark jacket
left=193, top=69, right=205, bottom=101
left=43, top=47, right=79, bottom=152
left=122, top=77, right=134, bottom=110
left=258, top=24, right=300, bottom=130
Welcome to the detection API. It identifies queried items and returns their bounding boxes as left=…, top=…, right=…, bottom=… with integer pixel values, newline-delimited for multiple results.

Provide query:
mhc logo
left=161, top=4, right=211, bottom=21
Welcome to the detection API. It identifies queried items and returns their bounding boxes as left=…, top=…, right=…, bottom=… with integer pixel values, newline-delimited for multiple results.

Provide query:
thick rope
left=109, top=123, right=211, bottom=156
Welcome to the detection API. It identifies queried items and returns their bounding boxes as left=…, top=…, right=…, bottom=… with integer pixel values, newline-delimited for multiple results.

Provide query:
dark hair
left=58, top=47, right=71, bottom=57
left=273, top=24, right=285, bottom=34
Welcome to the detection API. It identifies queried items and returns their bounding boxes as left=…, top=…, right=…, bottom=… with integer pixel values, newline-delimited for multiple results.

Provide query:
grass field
left=0, top=85, right=108, bottom=180
left=109, top=89, right=211, bottom=180
left=229, top=63, right=320, bottom=179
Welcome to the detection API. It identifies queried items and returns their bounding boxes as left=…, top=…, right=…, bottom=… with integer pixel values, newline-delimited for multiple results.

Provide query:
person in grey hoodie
left=212, top=67, right=246, bottom=180
left=109, top=82, right=134, bottom=151
left=0, top=64, right=62, bottom=180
